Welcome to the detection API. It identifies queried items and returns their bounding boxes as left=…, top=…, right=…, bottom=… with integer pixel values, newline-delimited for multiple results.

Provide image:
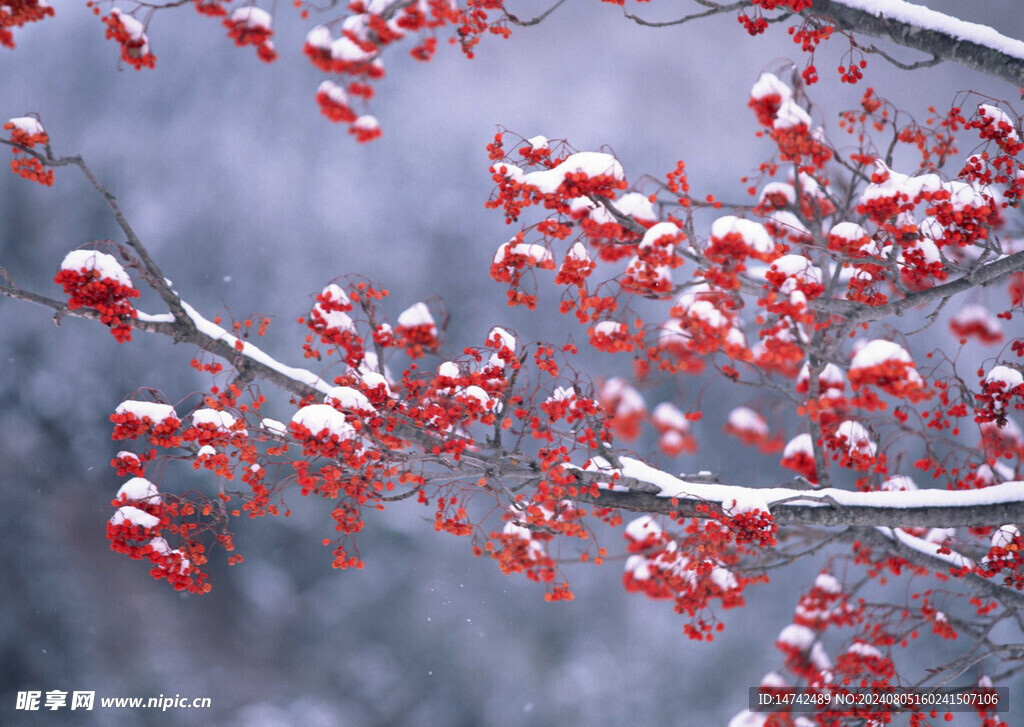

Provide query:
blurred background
left=1, top=1, right=1023, bottom=725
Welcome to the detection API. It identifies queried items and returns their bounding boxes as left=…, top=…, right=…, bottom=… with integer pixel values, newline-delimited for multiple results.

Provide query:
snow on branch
left=863, top=527, right=1024, bottom=609
left=575, top=457, right=1024, bottom=529
left=811, top=0, right=1024, bottom=86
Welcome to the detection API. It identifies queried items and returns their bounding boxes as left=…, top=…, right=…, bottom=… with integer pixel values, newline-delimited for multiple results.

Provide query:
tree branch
left=573, top=458, right=1024, bottom=529
left=813, top=249, right=1024, bottom=323
left=858, top=527, right=1024, bottom=611
left=807, top=0, right=1024, bottom=87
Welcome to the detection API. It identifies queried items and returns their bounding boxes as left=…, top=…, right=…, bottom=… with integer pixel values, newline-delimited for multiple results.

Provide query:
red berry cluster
left=101, top=9, right=156, bottom=70
left=54, top=253, right=140, bottom=342
left=0, top=0, right=54, bottom=49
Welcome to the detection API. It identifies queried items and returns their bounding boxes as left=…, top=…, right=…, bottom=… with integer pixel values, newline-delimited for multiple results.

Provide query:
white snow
left=659, top=430, right=687, bottom=451
left=488, top=326, right=516, bottom=352
left=728, top=711, right=767, bottom=727
left=878, top=526, right=974, bottom=569
left=850, top=339, right=913, bottom=370
left=260, top=418, right=287, bottom=435
left=583, top=456, right=630, bottom=492
left=783, top=433, right=813, bottom=458
left=593, top=457, right=1024, bottom=517
left=147, top=537, right=189, bottom=572
left=116, top=477, right=160, bottom=504
left=319, top=283, right=350, bottom=309
left=594, top=320, right=628, bottom=338
left=115, top=400, right=176, bottom=423
left=710, top=216, right=773, bottom=254
left=109, top=505, right=160, bottom=530
left=494, top=240, right=553, bottom=266
left=711, top=566, right=738, bottom=591
left=727, top=407, right=768, bottom=436
left=810, top=643, right=833, bottom=671
left=759, top=182, right=796, bottom=206
left=230, top=6, right=272, bottom=29
left=502, top=520, right=533, bottom=541
left=359, top=371, right=391, bottom=395
left=460, top=385, right=490, bottom=407
left=149, top=536, right=171, bottom=556
left=197, top=445, right=216, bottom=457
left=600, top=377, right=645, bottom=413
left=625, top=515, right=662, bottom=541
left=686, top=299, right=729, bottom=328
left=353, top=351, right=393, bottom=385
left=950, top=304, right=1002, bottom=338
left=847, top=641, right=883, bottom=660
left=613, top=192, right=656, bottom=221
left=986, top=365, right=1023, bottom=389
left=895, top=236, right=943, bottom=280
left=519, top=151, right=624, bottom=195
left=829, top=221, right=869, bottom=242
left=624, top=554, right=651, bottom=581
left=192, top=408, right=239, bottom=432
left=770, top=254, right=821, bottom=290
left=639, top=222, right=682, bottom=249
left=768, top=211, right=811, bottom=239
left=652, top=402, right=687, bottom=431
left=922, top=527, right=955, bottom=545
left=110, top=8, right=147, bottom=44
left=437, top=361, right=461, bottom=379
left=546, top=386, right=575, bottom=404
left=182, top=301, right=333, bottom=396
left=566, top=241, right=591, bottom=262
left=7, top=116, right=45, bottom=136
left=332, top=37, right=374, bottom=62
left=777, top=623, right=816, bottom=650
left=305, top=25, right=332, bottom=50
left=773, top=98, right=812, bottom=130
left=833, top=0, right=1024, bottom=63
left=813, top=572, right=842, bottom=594
left=978, top=104, right=1019, bottom=140
left=291, top=404, right=356, bottom=440
left=750, top=72, right=791, bottom=102
left=352, top=115, right=379, bottom=133
left=326, top=385, right=375, bottom=413
left=797, top=362, right=845, bottom=391
left=992, top=524, right=1020, bottom=549
left=835, top=420, right=875, bottom=456
left=60, top=250, right=133, bottom=287
left=135, top=311, right=175, bottom=323
left=317, top=80, right=348, bottom=106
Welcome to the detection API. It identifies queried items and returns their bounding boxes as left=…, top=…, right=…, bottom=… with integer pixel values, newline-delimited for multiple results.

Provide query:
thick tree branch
left=813, top=249, right=1024, bottom=323
left=575, top=474, right=1024, bottom=529
left=807, top=0, right=1024, bottom=87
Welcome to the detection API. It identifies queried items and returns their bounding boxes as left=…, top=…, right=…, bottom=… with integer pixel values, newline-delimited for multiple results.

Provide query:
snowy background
left=1, top=2, right=1022, bottom=725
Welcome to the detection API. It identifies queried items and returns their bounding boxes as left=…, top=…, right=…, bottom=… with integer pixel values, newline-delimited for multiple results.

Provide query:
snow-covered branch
left=809, top=0, right=1024, bottom=86
left=576, top=457, right=1024, bottom=529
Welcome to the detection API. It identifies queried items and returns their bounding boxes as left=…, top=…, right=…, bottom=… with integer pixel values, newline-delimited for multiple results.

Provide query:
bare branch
left=622, top=1, right=748, bottom=28
left=505, top=0, right=568, bottom=27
